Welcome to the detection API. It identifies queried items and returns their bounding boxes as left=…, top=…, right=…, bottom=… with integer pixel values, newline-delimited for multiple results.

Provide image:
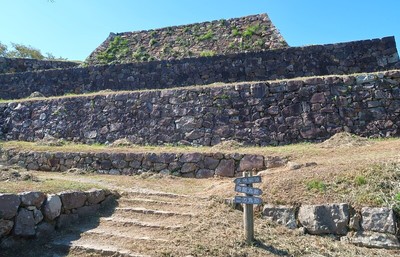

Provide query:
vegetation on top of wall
left=86, top=14, right=289, bottom=65
left=96, top=36, right=130, bottom=64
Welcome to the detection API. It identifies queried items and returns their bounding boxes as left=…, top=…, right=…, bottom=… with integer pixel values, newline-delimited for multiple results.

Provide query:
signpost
left=233, top=172, right=262, bottom=245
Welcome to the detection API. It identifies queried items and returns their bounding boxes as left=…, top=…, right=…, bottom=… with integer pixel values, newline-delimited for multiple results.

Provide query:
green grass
left=200, top=50, right=216, bottom=57
left=306, top=179, right=327, bottom=192
left=197, top=30, right=214, bottom=41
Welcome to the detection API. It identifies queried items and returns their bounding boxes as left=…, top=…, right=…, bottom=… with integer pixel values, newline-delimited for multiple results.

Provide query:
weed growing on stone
left=96, top=36, right=130, bottom=64
left=198, top=30, right=214, bottom=41
left=243, top=24, right=260, bottom=37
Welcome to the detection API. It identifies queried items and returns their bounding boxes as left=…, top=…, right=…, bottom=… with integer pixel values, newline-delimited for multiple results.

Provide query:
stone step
left=99, top=217, right=184, bottom=230
left=117, top=198, right=205, bottom=213
left=55, top=230, right=174, bottom=256
left=118, top=197, right=204, bottom=207
left=120, top=190, right=194, bottom=200
left=51, top=239, right=147, bottom=257
left=114, top=207, right=195, bottom=217
left=84, top=230, right=169, bottom=242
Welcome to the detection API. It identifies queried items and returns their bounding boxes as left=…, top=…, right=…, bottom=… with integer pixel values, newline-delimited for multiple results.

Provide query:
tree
left=0, top=41, right=66, bottom=60
left=7, top=43, right=45, bottom=59
left=0, top=42, right=7, bottom=57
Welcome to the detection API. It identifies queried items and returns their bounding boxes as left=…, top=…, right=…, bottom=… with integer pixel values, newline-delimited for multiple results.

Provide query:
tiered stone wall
left=0, top=189, right=115, bottom=241
left=86, top=13, right=288, bottom=65
left=1, top=149, right=285, bottom=178
left=0, top=37, right=398, bottom=100
left=1, top=70, right=400, bottom=146
left=0, top=57, right=79, bottom=74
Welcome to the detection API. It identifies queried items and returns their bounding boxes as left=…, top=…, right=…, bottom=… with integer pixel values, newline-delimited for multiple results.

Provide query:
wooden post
left=243, top=171, right=254, bottom=245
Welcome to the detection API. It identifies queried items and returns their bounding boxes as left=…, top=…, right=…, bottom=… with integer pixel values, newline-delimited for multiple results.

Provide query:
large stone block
left=86, top=189, right=106, bottom=205
left=262, top=205, right=297, bottom=229
left=59, top=191, right=87, bottom=210
left=42, top=194, right=62, bottom=221
left=238, top=155, right=265, bottom=172
left=0, top=194, right=21, bottom=219
left=196, top=169, right=215, bottom=179
left=361, top=207, right=397, bottom=234
left=56, top=214, right=79, bottom=229
left=298, top=203, right=350, bottom=235
left=342, top=231, right=400, bottom=249
left=19, top=191, right=46, bottom=208
left=35, top=222, right=55, bottom=239
left=76, top=204, right=100, bottom=217
left=215, top=159, right=235, bottom=177
left=13, top=208, right=35, bottom=237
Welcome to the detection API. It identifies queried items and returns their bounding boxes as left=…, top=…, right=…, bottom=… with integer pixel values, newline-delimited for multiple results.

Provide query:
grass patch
left=306, top=179, right=326, bottom=192
left=200, top=50, right=216, bottom=57
left=96, top=36, right=130, bottom=64
left=197, top=30, right=214, bottom=41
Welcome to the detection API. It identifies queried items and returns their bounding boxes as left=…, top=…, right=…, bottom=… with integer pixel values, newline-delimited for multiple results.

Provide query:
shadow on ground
left=0, top=196, right=119, bottom=257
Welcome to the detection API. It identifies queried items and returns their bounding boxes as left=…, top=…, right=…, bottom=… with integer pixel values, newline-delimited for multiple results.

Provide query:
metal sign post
left=233, top=171, right=262, bottom=245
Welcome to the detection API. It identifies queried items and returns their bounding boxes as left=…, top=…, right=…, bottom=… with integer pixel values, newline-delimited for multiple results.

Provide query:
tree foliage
left=0, top=41, right=66, bottom=60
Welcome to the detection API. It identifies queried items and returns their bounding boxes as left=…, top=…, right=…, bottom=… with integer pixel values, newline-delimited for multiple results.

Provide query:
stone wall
left=1, top=149, right=285, bottom=178
left=1, top=70, right=400, bottom=146
left=262, top=204, right=399, bottom=249
left=0, top=57, right=79, bottom=74
left=0, top=37, right=398, bottom=100
left=0, top=189, right=115, bottom=242
left=86, top=13, right=288, bottom=65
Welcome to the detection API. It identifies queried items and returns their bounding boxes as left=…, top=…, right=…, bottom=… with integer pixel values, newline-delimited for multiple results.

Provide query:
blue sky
left=0, top=0, right=399, bottom=61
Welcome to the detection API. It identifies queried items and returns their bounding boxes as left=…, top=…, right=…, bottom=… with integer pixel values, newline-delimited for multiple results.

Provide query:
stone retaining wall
left=86, top=13, right=288, bottom=65
left=262, top=203, right=399, bottom=249
left=1, top=149, right=285, bottom=178
left=0, top=189, right=115, bottom=244
left=0, top=37, right=398, bottom=100
left=0, top=57, right=79, bottom=74
left=1, top=70, right=400, bottom=146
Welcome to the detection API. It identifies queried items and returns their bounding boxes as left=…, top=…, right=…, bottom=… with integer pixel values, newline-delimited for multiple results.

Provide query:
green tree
left=0, top=42, right=8, bottom=57
left=0, top=42, right=67, bottom=60
left=7, top=43, right=45, bottom=59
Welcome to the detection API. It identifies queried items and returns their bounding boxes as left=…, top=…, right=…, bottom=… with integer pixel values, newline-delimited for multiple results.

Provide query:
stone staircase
left=48, top=190, right=208, bottom=257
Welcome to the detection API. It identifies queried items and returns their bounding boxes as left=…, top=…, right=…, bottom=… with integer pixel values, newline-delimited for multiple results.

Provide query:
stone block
left=196, top=169, right=215, bottom=179
left=204, top=157, right=220, bottom=169
left=76, top=204, right=100, bottom=217
left=42, top=194, right=62, bottom=221
left=0, top=194, right=21, bottom=219
left=0, top=219, right=14, bottom=237
left=86, top=189, right=106, bottom=205
left=262, top=205, right=297, bottom=229
left=181, top=163, right=197, bottom=173
left=59, top=191, right=87, bottom=210
left=35, top=222, right=55, bottom=239
left=180, top=153, right=203, bottom=163
left=298, top=203, right=350, bottom=235
left=341, top=231, right=400, bottom=249
left=238, top=155, right=265, bottom=172
left=361, top=207, right=397, bottom=234
left=14, top=208, right=35, bottom=237
left=19, top=191, right=46, bottom=208
left=56, top=214, right=79, bottom=229
left=215, top=159, right=235, bottom=177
